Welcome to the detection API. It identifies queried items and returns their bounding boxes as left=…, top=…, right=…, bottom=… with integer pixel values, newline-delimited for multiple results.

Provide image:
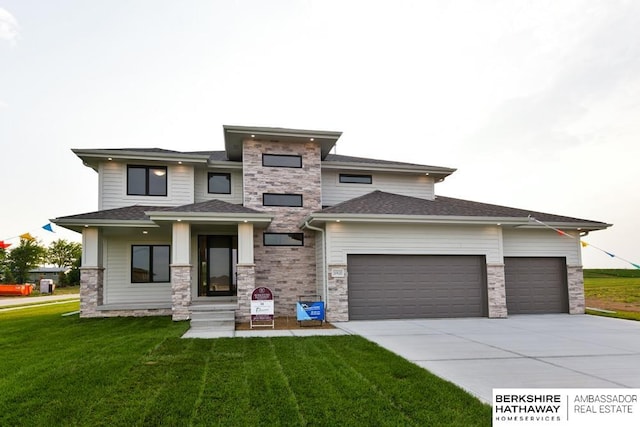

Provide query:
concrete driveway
left=334, top=314, right=640, bottom=403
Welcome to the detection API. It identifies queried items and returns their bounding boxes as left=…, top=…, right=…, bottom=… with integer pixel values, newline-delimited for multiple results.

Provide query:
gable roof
left=307, top=191, right=610, bottom=230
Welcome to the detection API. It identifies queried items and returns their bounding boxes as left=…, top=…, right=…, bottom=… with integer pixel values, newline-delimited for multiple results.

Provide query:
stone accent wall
left=243, top=139, right=322, bottom=318
left=171, top=264, right=192, bottom=321
left=79, top=267, right=104, bottom=318
left=567, top=265, right=585, bottom=314
left=96, top=308, right=172, bottom=317
left=486, top=263, right=507, bottom=318
left=326, top=264, right=349, bottom=321
left=236, top=264, right=256, bottom=322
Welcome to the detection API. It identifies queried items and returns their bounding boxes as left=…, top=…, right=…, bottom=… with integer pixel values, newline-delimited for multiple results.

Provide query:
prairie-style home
left=52, top=125, right=609, bottom=329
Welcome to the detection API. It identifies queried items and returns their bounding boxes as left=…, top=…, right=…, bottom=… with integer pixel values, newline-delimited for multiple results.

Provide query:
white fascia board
left=321, top=161, right=456, bottom=176
left=305, top=214, right=609, bottom=230
left=146, top=211, right=273, bottom=224
left=52, top=219, right=156, bottom=228
left=72, top=149, right=210, bottom=164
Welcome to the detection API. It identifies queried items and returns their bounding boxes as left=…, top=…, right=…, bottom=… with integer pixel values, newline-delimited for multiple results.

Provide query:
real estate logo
left=493, top=389, right=640, bottom=426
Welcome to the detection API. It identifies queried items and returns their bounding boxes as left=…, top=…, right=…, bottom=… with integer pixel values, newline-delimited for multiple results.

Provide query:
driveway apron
left=334, top=314, right=640, bottom=403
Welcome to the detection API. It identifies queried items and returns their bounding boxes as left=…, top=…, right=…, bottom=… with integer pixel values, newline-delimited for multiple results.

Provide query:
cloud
left=0, top=7, right=19, bottom=45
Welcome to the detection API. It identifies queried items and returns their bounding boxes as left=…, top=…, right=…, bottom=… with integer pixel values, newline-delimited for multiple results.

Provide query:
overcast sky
left=1, top=1, right=638, bottom=268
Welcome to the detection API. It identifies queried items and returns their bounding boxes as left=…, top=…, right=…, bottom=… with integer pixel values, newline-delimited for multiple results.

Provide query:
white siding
left=326, top=223, right=502, bottom=264
left=315, top=232, right=324, bottom=297
left=193, top=168, right=243, bottom=204
left=321, top=170, right=435, bottom=206
left=99, top=161, right=194, bottom=210
left=503, top=229, right=582, bottom=265
left=103, top=236, right=171, bottom=304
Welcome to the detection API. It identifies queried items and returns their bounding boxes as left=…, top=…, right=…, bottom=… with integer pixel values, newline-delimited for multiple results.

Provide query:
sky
left=1, top=0, right=639, bottom=268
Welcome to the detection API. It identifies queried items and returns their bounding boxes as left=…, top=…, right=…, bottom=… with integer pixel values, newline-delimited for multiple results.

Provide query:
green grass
left=584, top=269, right=640, bottom=321
left=584, top=268, right=640, bottom=278
left=0, top=303, right=491, bottom=426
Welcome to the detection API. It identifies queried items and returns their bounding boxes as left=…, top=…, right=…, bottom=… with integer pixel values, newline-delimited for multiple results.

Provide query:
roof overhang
left=223, top=125, right=342, bottom=161
left=51, top=219, right=157, bottom=233
left=72, top=149, right=211, bottom=171
left=303, top=214, right=611, bottom=231
left=145, top=210, right=273, bottom=225
left=321, top=161, right=456, bottom=181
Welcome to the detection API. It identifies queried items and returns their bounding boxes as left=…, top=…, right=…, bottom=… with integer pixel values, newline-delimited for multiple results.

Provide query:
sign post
left=250, top=287, right=274, bottom=329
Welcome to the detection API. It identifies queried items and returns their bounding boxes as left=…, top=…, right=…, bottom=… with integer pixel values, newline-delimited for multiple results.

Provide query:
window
left=127, top=166, right=167, bottom=196
left=264, top=233, right=304, bottom=246
left=263, top=193, right=303, bottom=207
left=262, top=154, right=302, bottom=168
left=131, top=245, right=170, bottom=283
left=339, top=174, right=372, bottom=184
left=208, top=173, right=231, bottom=194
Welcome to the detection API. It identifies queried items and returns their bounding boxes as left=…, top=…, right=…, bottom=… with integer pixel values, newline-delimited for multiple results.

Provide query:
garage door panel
left=504, top=257, right=568, bottom=314
left=347, top=255, right=487, bottom=320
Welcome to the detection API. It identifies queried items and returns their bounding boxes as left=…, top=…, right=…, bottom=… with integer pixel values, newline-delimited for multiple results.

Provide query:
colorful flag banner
left=42, top=223, right=54, bottom=233
left=19, top=232, right=35, bottom=241
left=529, top=215, right=640, bottom=269
left=0, top=241, right=11, bottom=250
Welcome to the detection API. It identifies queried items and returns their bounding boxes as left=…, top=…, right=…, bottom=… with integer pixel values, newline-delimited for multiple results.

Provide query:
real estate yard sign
left=250, top=287, right=274, bottom=329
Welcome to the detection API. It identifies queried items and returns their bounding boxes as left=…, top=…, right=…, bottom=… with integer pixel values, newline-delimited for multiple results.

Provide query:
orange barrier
left=0, top=284, right=34, bottom=296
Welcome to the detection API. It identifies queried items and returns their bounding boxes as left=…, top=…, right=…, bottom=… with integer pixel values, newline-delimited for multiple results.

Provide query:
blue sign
left=296, top=301, right=325, bottom=321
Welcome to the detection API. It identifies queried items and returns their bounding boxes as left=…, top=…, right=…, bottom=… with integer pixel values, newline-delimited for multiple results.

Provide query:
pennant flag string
left=1, top=223, right=56, bottom=246
left=528, top=215, right=640, bottom=270
left=42, top=223, right=55, bottom=233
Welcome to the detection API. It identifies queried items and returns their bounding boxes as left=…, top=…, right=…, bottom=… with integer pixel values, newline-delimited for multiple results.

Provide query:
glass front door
left=198, top=235, right=237, bottom=297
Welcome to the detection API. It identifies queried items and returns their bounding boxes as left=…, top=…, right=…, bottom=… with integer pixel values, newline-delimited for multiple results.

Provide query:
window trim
left=127, top=165, right=168, bottom=196
left=263, top=193, right=303, bottom=207
left=131, top=244, right=171, bottom=283
left=339, top=173, right=373, bottom=184
left=263, top=233, right=305, bottom=246
left=207, top=172, right=232, bottom=194
left=262, top=154, right=303, bottom=168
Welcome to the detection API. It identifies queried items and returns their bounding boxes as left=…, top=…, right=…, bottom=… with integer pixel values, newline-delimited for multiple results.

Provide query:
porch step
left=187, top=300, right=238, bottom=334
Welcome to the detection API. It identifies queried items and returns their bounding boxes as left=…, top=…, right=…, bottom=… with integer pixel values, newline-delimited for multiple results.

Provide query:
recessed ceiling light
left=251, top=134, right=255, bottom=138
left=310, top=138, right=314, bottom=141
left=142, top=230, right=148, bottom=234
left=178, top=161, right=183, bottom=165
left=107, top=157, right=112, bottom=161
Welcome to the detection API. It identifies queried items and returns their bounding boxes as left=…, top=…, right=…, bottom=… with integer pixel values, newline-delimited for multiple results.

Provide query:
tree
left=47, top=239, right=82, bottom=287
left=6, top=238, right=46, bottom=284
left=47, top=239, right=82, bottom=268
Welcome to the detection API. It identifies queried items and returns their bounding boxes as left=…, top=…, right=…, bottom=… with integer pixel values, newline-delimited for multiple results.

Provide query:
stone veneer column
left=486, top=263, right=508, bottom=318
left=171, top=265, right=191, bottom=321
left=567, top=265, right=585, bottom=314
left=79, top=267, right=104, bottom=318
left=326, top=264, right=348, bottom=321
left=236, top=264, right=256, bottom=322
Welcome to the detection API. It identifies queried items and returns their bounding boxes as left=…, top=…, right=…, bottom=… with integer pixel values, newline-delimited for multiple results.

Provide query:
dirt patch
left=235, top=316, right=335, bottom=330
left=585, top=297, right=640, bottom=313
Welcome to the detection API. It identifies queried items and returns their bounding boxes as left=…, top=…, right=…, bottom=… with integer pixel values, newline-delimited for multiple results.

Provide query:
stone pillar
left=487, top=263, right=507, bottom=318
left=236, top=264, right=255, bottom=322
left=567, top=265, right=585, bottom=314
left=171, top=264, right=191, bottom=321
left=79, top=267, right=104, bottom=318
left=326, top=264, right=348, bottom=321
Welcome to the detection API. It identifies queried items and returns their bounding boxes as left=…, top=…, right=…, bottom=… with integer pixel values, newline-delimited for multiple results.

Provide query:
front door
left=198, top=235, right=237, bottom=297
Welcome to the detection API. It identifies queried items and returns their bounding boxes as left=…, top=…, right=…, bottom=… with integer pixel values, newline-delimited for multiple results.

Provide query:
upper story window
left=262, top=154, right=302, bottom=168
left=131, top=245, right=170, bottom=283
left=127, top=165, right=167, bottom=196
left=263, top=233, right=304, bottom=246
left=263, top=193, right=303, bottom=207
left=208, top=173, right=231, bottom=194
left=339, top=174, right=372, bottom=184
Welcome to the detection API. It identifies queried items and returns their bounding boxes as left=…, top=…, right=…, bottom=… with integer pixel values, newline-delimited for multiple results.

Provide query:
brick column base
left=171, top=264, right=192, bottom=321
left=236, top=264, right=256, bottom=322
left=326, top=264, right=348, bottom=322
left=487, top=263, right=507, bottom=318
left=79, top=267, right=104, bottom=318
left=567, top=265, right=585, bottom=314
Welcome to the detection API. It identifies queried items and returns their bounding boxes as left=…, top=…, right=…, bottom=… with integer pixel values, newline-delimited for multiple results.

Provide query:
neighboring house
left=52, top=125, right=610, bottom=324
left=28, top=267, right=70, bottom=285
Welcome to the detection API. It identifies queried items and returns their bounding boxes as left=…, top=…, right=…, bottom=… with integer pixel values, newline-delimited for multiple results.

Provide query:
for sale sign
left=296, top=301, right=325, bottom=321
left=250, top=287, right=274, bottom=328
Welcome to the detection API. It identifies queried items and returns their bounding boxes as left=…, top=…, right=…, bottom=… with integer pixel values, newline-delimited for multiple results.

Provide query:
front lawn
left=584, top=269, right=640, bottom=321
left=0, top=303, right=491, bottom=426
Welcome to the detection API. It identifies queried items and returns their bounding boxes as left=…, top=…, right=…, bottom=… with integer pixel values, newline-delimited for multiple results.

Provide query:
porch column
left=236, top=222, right=255, bottom=322
left=171, top=221, right=191, bottom=321
left=79, top=227, right=103, bottom=318
left=487, top=263, right=508, bottom=318
left=567, top=265, right=585, bottom=314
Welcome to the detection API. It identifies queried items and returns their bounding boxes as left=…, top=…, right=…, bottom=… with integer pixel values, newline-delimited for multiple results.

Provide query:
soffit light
left=153, top=170, right=166, bottom=176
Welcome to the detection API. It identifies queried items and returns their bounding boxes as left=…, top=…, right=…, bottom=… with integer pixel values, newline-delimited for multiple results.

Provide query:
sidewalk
left=0, top=293, right=80, bottom=308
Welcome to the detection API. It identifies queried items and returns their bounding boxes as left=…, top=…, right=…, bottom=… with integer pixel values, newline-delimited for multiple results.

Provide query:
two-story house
left=52, top=125, right=609, bottom=328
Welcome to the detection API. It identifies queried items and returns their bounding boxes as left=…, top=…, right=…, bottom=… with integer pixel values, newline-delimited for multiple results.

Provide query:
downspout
left=303, top=220, right=328, bottom=310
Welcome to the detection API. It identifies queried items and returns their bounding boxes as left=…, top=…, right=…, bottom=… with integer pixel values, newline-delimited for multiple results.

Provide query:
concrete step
left=190, top=310, right=235, bottom=321
left=190, top=303, right=238, bottom=312
left=189, top=319, right=235, bottom=330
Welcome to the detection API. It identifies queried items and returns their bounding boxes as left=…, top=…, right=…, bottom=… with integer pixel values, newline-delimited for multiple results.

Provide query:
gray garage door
left=504, top=257, right=568, bottom=314
left=347, top=255, right=488, bottom=320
